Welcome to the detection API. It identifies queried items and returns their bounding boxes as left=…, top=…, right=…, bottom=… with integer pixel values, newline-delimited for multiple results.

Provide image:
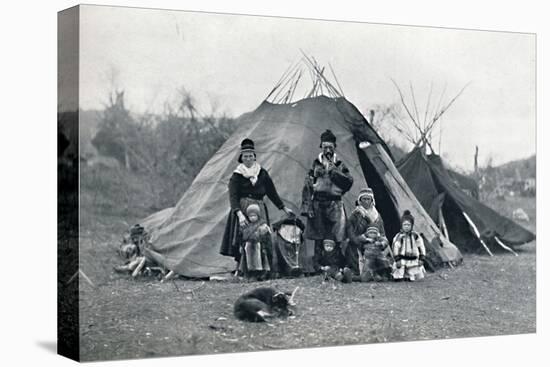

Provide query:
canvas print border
left=57, top=3, right=537, bottom=363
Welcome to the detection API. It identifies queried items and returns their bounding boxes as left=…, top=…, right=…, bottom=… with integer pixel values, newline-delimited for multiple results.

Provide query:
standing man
left=301, top=129, right=353, bottom=273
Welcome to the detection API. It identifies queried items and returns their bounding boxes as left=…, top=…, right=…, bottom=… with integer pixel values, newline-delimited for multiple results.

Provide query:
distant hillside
left=477, top=154, right=536, bottom=197
left=492, top=155, right=536, bottom=179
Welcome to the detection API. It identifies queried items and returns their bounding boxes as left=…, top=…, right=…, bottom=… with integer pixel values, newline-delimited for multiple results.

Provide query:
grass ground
left=75, top=189, right=536, bottom=362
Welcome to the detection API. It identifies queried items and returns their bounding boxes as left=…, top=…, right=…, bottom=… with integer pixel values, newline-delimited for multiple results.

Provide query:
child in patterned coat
left=392, top=210, right=426, bottom=281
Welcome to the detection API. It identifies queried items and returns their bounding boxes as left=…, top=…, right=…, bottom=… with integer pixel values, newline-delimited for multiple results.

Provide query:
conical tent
left=397, top=146, right=535, bottom=255
left=140, top=94, right=462, bottom=277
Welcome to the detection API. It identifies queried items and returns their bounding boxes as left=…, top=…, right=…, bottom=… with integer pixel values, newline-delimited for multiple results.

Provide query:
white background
left=1, top=0, right=547, bottom=366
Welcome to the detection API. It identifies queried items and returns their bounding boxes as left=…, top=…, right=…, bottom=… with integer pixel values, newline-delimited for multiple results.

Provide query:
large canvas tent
left=397, top=146, right=535, bottom=255
left=141, top=61, right=462, bottom=277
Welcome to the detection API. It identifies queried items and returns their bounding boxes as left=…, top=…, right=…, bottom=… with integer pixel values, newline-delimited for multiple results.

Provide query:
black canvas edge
left=58, top=4, right=80, bottom=362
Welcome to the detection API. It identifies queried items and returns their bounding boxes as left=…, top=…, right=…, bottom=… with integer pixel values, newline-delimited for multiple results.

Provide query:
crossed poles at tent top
left=265, top=52, right=346, bottom=105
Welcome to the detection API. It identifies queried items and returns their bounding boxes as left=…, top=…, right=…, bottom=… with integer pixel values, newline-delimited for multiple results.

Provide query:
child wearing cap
left=346, top=187, right=392, bottom=281
left=392, top=210, right=426, bottom=281
left=114, top=224, right=152, bottom=277
left=359, top=226, right=394, bottom=282
left=240, top=203, right=273, bottom=280
left=220, top=137, right=293, bottom=274
left=319, top=239, right=353, bottom=283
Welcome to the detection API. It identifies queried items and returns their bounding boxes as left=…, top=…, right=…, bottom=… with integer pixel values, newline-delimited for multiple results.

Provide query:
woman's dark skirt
left=219, top=198, right=270, bottom=265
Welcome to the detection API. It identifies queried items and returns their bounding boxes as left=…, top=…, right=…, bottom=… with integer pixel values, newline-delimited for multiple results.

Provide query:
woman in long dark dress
left=345, top=187, right=393, bottom=281
left=220, top=138, right=293, bottom=279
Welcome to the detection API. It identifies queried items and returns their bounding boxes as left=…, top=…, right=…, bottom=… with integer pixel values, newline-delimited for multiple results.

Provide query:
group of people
left=219, top=130, right=427, bottom=283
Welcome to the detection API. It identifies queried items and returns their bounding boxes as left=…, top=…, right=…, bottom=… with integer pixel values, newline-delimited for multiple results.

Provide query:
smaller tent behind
left=398, top=147, right=535, bottom=255
left=440, top=159, right=479, bottom=199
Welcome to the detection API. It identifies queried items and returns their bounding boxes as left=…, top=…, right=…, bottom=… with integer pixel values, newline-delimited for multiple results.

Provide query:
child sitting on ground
left=240, top=204, right=273, bottom=280
left=319, top=239, right=353, bottom=283
left=359, top=226, right=394, bottom=282
left=114, top=224, right=150, bottom=277
left=392, top=210, right=426, bottom=281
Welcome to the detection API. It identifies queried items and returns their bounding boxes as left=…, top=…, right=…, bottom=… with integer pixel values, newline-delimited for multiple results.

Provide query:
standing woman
left=220, top=138, right=293, bottom=279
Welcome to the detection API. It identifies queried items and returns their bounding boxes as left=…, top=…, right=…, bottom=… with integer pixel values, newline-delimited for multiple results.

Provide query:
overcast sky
left=76, top=5, right=536, bottom=171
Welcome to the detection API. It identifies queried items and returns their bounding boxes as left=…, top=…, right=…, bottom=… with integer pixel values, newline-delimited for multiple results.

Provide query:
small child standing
left=392, top=210, right=426, bottom=281
left=240, top=204, right=272, bottom=280
left=360, top=226, right=393, bottom=282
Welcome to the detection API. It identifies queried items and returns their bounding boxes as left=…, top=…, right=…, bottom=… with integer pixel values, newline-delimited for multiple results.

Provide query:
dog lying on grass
left=234, top=286, right=299, bottom=322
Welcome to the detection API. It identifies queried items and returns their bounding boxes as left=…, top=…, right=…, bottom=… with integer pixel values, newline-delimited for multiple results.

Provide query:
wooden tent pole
left=329, top=63, right=345, bottom=97
left=494, top=236, right=519, bottom=256
left=272, top=64, right=302, bottom=103
left=423, top=81, right=434, bottom=131
left=409, top=82, right=422, bottom=130
left=462, top=211, right=493, bottom=256
left=391, top=79, right=423, bottom=135
left=265, top=60, right=299, bottom=101
left=439, top=206, right=450, bottom=240
left=301, top=52, right=341, bottom=97
left=287, top=68, right=304, bottom=103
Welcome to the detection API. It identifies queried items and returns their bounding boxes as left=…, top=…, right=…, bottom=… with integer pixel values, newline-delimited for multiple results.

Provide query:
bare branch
left=423, top=81, right=434, bottom=130
left=409, top=82, right=422, bottom=130
left=404, top=81, right=470, bottom=149
left=435, top=82, right=470, bottom=120
left=393, top=125, right=416, bottom=145
left=391, top=110, right=417, bottom=144
left=391, top=79, right=423, bottom=138
left=425, top=82, right=471, bottom=134
left=433, top=83, right=448, bottom=124
left=391, top=79, right=417, bottom=126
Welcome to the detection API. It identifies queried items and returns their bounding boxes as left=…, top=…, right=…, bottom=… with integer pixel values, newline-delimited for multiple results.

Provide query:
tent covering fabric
left=397, top=147, right=535, bottom=253
left=141, top=96, right=462, bottom=277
